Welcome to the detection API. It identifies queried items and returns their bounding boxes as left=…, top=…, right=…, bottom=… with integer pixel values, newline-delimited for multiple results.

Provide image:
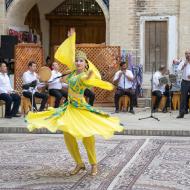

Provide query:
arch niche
left=6, top=0, right=109, bottom=57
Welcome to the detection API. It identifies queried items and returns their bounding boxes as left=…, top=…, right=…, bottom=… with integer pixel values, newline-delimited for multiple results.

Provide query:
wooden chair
left=48, top=96, right=56, bottom=107
left=152, top=95, right=167, bottom=111
left=0, top=100, right=5, bottom=117
left=119, top=95, right=130, bottom=112
left=172, top=92, right=181, bottom=110
left=47, top=95, right=65, bottom=108
left=21, top=96, right=32, bottom=115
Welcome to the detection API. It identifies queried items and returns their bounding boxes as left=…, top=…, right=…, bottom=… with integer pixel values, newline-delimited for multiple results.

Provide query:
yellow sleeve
left=80, top=72, right=114, bottom=91
left=54, top=33, right=76, bottom=71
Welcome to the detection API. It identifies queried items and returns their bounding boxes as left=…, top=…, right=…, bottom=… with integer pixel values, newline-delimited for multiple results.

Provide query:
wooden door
left=145, top=21, right=168, bottom=72
left=49, top=16, right=106, bottom=59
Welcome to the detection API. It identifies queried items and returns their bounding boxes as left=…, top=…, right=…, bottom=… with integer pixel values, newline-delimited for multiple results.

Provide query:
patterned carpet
left=0, top=135, right=190, bottom=190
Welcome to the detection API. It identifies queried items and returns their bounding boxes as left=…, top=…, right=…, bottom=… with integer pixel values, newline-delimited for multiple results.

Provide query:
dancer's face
left=75, top=58, right=86, bottom=72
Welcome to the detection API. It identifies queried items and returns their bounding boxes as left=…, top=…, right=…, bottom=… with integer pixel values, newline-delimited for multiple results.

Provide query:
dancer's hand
left=86, top=70, right=93, bottom=80
left=68, top=28, right=75, bottom=37
left=83, top=70, right=93, bottom=80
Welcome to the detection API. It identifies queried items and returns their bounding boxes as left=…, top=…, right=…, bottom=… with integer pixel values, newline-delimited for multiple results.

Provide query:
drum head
left=38, top=66, right=52, bottom=82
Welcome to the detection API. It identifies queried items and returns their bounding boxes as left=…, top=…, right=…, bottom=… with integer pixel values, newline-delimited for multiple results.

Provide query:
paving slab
left=0, top=134, right=190, bottom=190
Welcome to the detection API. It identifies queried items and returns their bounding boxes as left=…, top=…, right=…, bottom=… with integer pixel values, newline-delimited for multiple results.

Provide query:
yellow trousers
left=64, top=132, right=97, bottom=165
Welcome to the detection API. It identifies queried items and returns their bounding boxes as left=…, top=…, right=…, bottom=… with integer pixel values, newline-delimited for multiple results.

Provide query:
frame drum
left=38, top=66, right=52, bottom=82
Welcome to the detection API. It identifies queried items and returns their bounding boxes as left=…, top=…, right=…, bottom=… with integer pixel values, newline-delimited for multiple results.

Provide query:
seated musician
left=113, top=61, right=135, bottom=114
left=152, top=65, right=169, bottom=112
left=48, top=62, right=68, bottom=108
left=0, top=62, right=21, bottom=118
left=22, top=61, right=48, bottom=111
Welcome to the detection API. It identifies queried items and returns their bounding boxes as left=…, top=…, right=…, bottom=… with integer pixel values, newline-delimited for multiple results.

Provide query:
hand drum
left=38, top=67, right=52, bottom=82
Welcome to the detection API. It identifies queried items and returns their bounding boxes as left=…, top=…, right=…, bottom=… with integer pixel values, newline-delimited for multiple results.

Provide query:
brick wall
left=179, top=0, right=190, bottom=57
left=109, top=0, right=185, bottom=60
left=0, top=0, right=6, bottom=34
left=3, top=0, right=190, bottom=65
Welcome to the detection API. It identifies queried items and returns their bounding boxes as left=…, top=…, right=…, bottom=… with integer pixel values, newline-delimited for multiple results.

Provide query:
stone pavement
left=0, top=107, right=190, bottom=136
left=0, top=134, right=190, bottom=190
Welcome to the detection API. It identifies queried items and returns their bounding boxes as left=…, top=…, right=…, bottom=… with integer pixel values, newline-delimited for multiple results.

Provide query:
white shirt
left=113, top=70, right=133, bottom=89
left=177, top=60, right=190, bottom=81
left=0, top=72, right=14, bottom=94
left=22, top=70, right=43, bottom=93
left=152, top=71, right=165, bottom=93
left=48, top=70, right=67, bottom=90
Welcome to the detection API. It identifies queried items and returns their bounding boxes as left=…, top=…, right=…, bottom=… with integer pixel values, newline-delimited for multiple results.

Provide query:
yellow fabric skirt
left=26, top=105, right=123, bottom=139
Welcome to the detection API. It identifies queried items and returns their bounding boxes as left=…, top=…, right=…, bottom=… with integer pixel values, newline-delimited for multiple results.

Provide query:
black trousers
left=0, top=93, right=21, bottom=117
left=180, top=80, right=190, bottom=115
left=114, top=88, right=135, bottom=110
left=49, top=89, right=68, bottom=108
left=23, top=91, right=48, bottom=111
left=163, top=90, right=170, bottom=109
left=84, top=89, right=95, bottom=106
left=152, top=90, right=170, bottom=110
left=187, top=95, right=190, bottom=110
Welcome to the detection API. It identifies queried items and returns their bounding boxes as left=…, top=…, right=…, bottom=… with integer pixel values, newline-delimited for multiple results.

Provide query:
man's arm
left=22, top=72, right=31, bottom=84
left=0, top=87, right=7, bottom=94
left=124, top=71, right=134, bottom=82
left=177, top=61, right=187, bottom=71
left=113, top=71, right=122, bottom=85
left=153, top=73, right=160, bottom=86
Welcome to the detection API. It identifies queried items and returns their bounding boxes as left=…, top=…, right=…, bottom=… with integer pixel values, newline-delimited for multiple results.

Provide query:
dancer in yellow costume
left=26, top=28, right=123, bottom=176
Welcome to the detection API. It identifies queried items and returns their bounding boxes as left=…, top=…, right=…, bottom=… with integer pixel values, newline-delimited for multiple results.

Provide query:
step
left=0, top=127, right=190, bottom=137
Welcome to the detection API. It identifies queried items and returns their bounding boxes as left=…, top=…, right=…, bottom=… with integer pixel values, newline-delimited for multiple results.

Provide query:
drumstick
left=39, top=72, right=71, bottom=85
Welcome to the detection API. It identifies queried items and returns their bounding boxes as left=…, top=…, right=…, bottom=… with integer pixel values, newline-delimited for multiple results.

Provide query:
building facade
left=0, top=0, right=190, bottom=87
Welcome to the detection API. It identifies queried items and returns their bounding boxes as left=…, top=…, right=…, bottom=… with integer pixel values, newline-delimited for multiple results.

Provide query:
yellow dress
left=26, top=33, right=123, bottom=139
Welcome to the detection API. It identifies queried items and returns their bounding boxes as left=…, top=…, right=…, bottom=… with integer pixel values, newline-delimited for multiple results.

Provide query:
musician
left=152, top=65, right=169, bottom=112
left=0, top=63, right=21, bottom=118
left=22, top=61, right=48, bottom=111
left=48, top=62, right=68, bottom=108
left=113, top=61, right=135, bottom=114
left=45, top=56, right=52, bottom=70
left=177, top=50, right=190, bottom=118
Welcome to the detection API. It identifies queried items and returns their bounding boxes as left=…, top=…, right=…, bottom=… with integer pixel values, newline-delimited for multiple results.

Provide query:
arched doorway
left=24, top=4, right=42, bottom=42
left=46, top=0, right=106, bottom=58
left=6, top=0, right=108, bottom=57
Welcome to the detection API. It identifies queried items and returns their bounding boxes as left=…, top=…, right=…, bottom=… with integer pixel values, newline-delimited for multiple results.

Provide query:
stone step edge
left=0, top=127, right=190, bottom=137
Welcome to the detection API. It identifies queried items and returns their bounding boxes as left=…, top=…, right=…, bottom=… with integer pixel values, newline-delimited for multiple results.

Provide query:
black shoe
left=115, top=109, right=119, bottom=113
left=176, top=114, right=184, bottom=119
left=185, top=110, right=188, bottom=114
left=5, top=115, right=12, bottom=119
left=152, top=109, right=158, bottom=113
left=12, top=114, right=21, bottom=117
left=129, top=109, right=135, bottom=114
left=162, top=108, right=167, bottom=113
